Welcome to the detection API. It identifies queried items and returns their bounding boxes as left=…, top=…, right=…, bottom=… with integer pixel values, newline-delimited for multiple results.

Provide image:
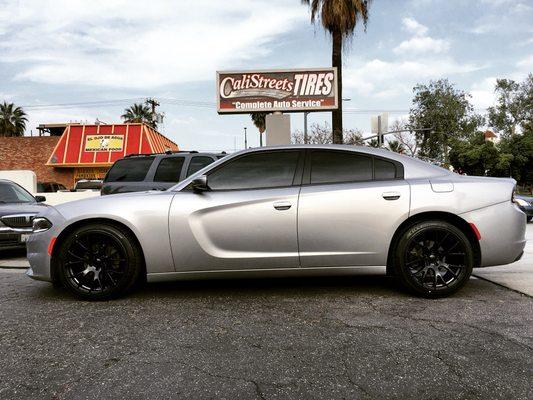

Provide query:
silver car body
left=26, top=145, right=527, bottom=283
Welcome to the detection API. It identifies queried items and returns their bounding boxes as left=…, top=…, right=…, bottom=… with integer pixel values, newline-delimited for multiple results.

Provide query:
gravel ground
left=0, top=270, right=531, bottom=400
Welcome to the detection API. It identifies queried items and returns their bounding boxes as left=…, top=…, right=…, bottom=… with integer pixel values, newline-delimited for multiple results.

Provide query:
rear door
left=298, top=149, right=410, bottom=267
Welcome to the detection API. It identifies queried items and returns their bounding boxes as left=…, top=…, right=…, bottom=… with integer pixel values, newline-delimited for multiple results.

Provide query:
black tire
left=393, top=220, right=474, bottom=298
left=527, top=216, right=532, bottom=223
left=56, top=223, right=143, bottom=300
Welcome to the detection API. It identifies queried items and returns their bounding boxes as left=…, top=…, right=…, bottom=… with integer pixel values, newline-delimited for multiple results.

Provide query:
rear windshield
left=76, top=181, right=103, bottom=190
left=105, top=157, right=154, bottom=182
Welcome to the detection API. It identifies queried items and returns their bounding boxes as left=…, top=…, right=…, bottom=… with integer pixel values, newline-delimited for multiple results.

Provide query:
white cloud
left=469, top=77, right=497, bottom=109
left=393, top=36, right=450, bottom=54
left=394, top=17, right=449, bottom=55
left=517, top=55, right=533, bottom=69
left=401, top=17, right=428, bottom=36
left=0, top=0, right=306, bottom=88
left=343, top=58, right=482, bottom=98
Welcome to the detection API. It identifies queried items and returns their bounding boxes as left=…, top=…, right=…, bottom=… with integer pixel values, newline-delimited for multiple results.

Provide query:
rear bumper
left=460, top=201, right=527, bottom=267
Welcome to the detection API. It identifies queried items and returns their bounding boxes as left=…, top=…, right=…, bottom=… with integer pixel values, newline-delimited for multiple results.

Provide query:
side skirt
left=147, top=265, right=387, bottom=283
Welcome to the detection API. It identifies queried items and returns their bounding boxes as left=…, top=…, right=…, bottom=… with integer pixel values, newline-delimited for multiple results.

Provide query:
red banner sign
left=216, top=68, right=338, bottom=114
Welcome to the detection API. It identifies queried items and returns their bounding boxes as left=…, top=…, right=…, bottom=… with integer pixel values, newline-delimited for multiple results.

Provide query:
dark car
left=73, top=180, right=103, bottom=191
left=515, top=194, right=533, bottom=222
left=0, top=180, right=48, bottom=250
left=37, top=181, right=67, bottom=192
left=101, top=151, right=226, bottom=195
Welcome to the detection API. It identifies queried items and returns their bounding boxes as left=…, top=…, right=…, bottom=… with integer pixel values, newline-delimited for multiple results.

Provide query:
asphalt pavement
left=0, top=266, right=532, bottom=399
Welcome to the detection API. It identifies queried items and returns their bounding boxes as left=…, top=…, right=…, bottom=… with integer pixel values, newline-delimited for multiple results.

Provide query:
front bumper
left=460, top=201, right=527, bottom=267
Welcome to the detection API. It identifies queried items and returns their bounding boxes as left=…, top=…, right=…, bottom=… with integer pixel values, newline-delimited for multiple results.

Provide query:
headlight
left=514, top=198, right=529, bottom=207
left=32, top=217, right=53, bottom=233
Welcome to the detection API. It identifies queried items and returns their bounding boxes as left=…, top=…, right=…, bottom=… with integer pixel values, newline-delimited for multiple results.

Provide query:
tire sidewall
left=57, top=223, right=142, bottom=300
left=394, top=220, right=474, bottom=298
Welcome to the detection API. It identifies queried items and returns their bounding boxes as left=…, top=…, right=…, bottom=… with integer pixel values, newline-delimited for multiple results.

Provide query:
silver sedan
left=26, top=145, right=527, bottom=299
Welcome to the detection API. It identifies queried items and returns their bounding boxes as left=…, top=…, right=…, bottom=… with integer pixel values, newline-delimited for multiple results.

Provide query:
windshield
left=0, top=182, right=35, bottom=203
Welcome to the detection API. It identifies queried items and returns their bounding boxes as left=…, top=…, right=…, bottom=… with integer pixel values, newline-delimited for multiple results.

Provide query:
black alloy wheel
left=57, top=223, right=143, bottom=300
left=394, top=221, right=474, bottom=298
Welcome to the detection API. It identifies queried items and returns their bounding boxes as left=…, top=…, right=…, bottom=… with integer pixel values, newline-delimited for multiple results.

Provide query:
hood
left=0, top=202, right=48, bottom=217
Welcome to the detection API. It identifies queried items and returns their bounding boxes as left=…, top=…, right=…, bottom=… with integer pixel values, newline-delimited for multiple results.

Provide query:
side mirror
left=191, top=175, right=209, bottom=193
left=35, top=195, right=46, bottom=203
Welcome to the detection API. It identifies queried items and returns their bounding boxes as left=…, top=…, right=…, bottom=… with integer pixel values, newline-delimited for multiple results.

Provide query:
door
left=298, top=150, right=410, bottom=267
left=169, top=150, right=304, bottom=271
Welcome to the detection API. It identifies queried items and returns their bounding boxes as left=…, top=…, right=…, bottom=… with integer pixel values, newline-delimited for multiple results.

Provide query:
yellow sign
left=85, top=135, right=124, bottom=152
left=75, top=167, right=109, bottom=180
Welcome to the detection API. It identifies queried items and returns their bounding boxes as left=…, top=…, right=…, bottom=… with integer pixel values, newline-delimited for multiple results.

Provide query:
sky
left=0, top=0, right=532, bottom=152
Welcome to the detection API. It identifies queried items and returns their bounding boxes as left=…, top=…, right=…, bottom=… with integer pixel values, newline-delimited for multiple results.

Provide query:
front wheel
left=527, top=216, right=532, bottom=223
left=56, top=223, right=143, bottom=300
left=393, top=221, right=474, bottom=298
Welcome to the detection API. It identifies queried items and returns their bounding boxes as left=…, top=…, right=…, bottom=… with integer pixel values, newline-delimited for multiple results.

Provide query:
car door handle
left=382, top=192, right=401, bottom=201
left=273, top=201, right=292, bottom=211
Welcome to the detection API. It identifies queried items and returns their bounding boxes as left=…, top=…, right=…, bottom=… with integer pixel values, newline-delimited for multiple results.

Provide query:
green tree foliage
left=0, top=101, right=27, bottom=137
left=488, top=74, right=532, bottom=138
left=408, top=79, right=483, bottom=164
left=449, top=132, right=503, bottom=176
left=302, top=0, right=371, bottom=144
left=386, top=140, right=405, bottom=154
left=121, top=103, right=156, bottom=129
left=250, top=112, right=268, bottom=133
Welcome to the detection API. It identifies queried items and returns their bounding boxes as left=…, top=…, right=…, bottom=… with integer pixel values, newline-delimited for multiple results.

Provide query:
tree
left=292, top=122, right=363, bottom=144
left=0, top=101, right=27, bottom=137
left=408, top=79, right=483, bottom=165
left=250, top=112, right=268, bottom=134
left=488, top=74, right=532, bottom=138
left=121, top=103, right=155, bottom=128
left=390, top=118, right=418, bottom=156
left=386, top=140, right=405, bottom=154
left=449, top=132, right=503, bottom=176
left=302, top=0, right=371, bottom=144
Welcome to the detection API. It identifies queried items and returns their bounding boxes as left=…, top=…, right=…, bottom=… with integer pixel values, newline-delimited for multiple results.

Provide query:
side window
left=310, top=151, right=372, bottom=184
left=154, top=157, right=185, bottom=182
left=186, top=156, right=215, bottom=177
left=375, top=158, right=397, bottom=180
left=208, top=151, right=300, bottom=190
left=105, top=157, right=155, bottom=182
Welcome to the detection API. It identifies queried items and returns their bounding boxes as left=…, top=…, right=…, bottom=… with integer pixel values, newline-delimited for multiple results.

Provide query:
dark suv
left=101, top=151, right=225, bottom=195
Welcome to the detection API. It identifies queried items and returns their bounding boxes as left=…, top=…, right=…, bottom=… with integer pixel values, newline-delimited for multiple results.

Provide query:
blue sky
left=0, top=0, right=532, bottom=151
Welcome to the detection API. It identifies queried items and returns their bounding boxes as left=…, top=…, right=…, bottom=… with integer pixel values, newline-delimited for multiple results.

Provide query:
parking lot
left=0, top=227, right=531, bottom=399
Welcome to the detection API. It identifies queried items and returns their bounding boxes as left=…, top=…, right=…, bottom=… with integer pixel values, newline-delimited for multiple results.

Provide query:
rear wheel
left=56, top=223, right=143, bottom=300
left=393, top=221, right=474, bottom=298
left=527, top=216, right=532, bottom=223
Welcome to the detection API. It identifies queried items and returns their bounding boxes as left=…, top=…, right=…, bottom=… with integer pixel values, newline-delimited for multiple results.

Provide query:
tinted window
left=0, top=182, right=34, bottom=203
left=310, top=151, right=372, bottom=184
left=187, top=156, right=215, bottom=177
left=375, top=158, right=397, bottom=180
left=106, top=157, right=154, bottom=182
left=208, top=151, right=300, bottom=190
left=154, top=157, right=185, bottom=182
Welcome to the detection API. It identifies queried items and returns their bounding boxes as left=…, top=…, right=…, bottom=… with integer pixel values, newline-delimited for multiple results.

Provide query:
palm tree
left=302, top=0, right=371, bottom=144
left=0, top=101, right=28, bottom=137
left=387, top=139, right=405, bottom=154
left=121, top=103, right=155, bottom=128
left=250, top=112, right=268, bottom=145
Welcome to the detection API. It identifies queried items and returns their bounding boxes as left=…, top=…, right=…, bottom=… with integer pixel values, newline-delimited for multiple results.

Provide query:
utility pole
left=244, top=127, right=248, bottom=149
left=303, top=112, right=309, bottom=144
left=145, top=98, right=160, bottom=127
left=259, top=130, right=263, bottom=147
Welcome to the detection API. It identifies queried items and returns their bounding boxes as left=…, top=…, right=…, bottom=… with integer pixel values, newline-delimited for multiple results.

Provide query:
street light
left=244, top=127, right=248, bottom=149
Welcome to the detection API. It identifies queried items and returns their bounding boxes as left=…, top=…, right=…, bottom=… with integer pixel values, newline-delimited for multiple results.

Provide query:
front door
left=169, top=150, right=304, bottom=271
left=298, top=149, right=410, bottom=267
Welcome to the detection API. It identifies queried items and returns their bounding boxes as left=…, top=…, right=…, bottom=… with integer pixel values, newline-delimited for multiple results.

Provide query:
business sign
left=216, top=68, right=338, bottom=114
left=84, top=135, right=124, bottom=152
